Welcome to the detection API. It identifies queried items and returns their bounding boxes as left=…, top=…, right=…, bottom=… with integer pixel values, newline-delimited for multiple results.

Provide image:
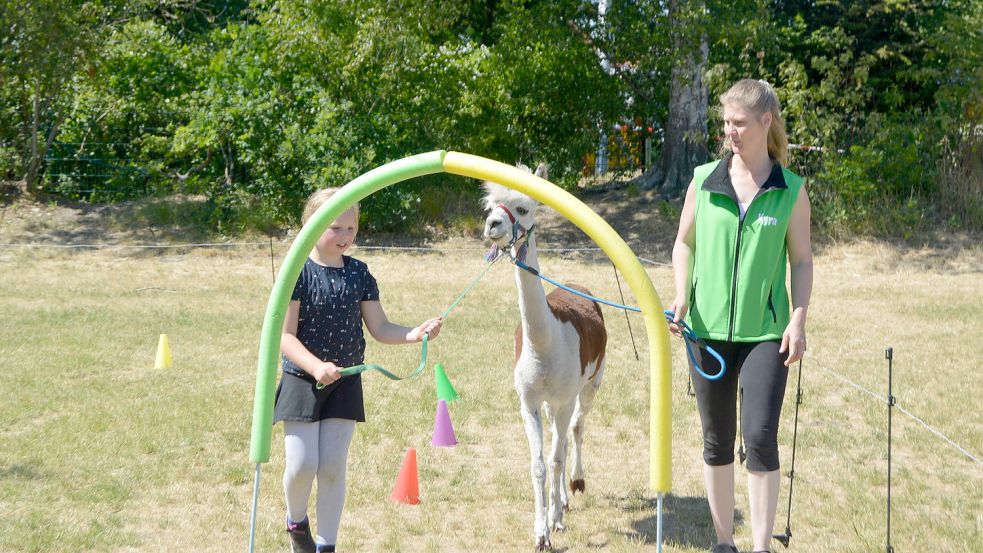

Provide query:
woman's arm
left=781, top=186, right=814, bottom=366
left=668, top=180, right=698, bottom=336
left=360, top=301, right=442, bottom=345
left=281, top=300, right=342, bottom=385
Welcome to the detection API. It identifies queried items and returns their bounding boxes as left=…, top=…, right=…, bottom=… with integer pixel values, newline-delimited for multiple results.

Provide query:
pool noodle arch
left=248, top=150, right=672, bottom=493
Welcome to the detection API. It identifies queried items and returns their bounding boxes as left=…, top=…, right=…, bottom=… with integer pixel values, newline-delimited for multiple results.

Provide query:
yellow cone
left=155, top=334, right=172, bottom=369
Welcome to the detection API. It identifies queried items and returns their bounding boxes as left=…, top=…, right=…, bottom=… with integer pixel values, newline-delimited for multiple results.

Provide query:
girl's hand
left=780, top=320, right=807, bottom=367
left=667, top=296, right=688, bottom=338
left=313, top=362, right=342, bottom=386
left=408, top=317, right=443, bottom=342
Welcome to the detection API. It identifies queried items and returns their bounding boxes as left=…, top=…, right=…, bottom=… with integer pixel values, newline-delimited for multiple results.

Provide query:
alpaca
left=482, top=163, right=607, bottom=551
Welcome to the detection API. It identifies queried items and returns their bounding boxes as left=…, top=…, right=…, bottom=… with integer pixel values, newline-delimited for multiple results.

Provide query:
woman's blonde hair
left=720, top=79, right=788, bottom=165
left=301, top=188, right=359, bottom=226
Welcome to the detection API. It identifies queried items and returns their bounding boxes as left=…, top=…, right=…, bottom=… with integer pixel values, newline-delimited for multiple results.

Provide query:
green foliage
left=938, top=125, right=983, bottom=231
left=2, top=0, right=979, bottom=238
left=808, top=113, right=941, bottom=238
left=704, top=0, right=982, bottom=237
left=471, top=1, right=622, bottom=182
left=165, top=0, right=623, bottom=228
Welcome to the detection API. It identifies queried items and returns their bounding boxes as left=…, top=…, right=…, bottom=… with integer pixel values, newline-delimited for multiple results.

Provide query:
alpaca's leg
left=547, top=400, right=576, bottom=533
left=570, top=362, right=604, bottom=494
left=520, top=402, right=550, bottom=550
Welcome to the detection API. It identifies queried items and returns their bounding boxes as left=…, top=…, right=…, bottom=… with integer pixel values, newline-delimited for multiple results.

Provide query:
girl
left=275, top=188, right=443, bottom=553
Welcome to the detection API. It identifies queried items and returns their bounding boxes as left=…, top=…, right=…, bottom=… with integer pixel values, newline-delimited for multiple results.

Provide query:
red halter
left=496, top=203, right=516, bottom=224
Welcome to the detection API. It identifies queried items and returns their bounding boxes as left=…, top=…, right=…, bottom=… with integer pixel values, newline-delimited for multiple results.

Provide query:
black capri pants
left=689, top=339, right=789, bottom=472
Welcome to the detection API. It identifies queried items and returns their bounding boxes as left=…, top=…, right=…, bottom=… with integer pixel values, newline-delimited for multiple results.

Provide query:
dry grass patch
left=0, top=241, right=980, bottom=552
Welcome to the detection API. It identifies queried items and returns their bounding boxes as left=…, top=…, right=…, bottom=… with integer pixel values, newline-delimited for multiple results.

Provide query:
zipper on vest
left=767, top=288, right=777, bottom=323
left=729, top=186, right=784, bottom=339
left=728, top=217, right=745, bottom=341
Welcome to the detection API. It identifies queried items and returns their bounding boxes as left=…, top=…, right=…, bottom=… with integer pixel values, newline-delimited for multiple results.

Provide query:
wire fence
left=0, top=240, right=673, bottom=266
left=1, top=240, right=978, bottom=465
left=42, top=141, right=151, bottom=200
left=809, top=352, right=981, bottom=465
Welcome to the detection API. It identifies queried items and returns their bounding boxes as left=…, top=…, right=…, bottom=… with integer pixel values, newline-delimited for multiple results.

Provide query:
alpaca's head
left=482, top=163, right=547, bottom=248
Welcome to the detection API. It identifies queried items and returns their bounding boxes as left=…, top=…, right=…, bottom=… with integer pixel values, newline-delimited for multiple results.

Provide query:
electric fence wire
left=0, top=240, right=672, bottom=266
left=6, top=239, right=975, bottom=464
left=809, top=352, right=982, bottom=465
left=0, top=241, right=266, bottom=249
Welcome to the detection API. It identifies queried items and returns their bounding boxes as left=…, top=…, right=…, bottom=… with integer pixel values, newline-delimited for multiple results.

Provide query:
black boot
left=285, top=517, right=316, bottom=553
left=711, top=544, right=739, bottom=553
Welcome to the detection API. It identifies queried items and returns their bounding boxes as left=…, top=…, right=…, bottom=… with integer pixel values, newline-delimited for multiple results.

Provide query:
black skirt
left=273, top=371, right=365, bottom=423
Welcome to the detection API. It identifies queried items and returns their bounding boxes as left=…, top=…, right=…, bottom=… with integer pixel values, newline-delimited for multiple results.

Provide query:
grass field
left=0, top=236, right=981, bottom=552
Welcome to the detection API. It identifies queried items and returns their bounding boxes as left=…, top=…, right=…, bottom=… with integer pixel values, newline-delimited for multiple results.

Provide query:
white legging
left=283, top=418, right=356, bottom=547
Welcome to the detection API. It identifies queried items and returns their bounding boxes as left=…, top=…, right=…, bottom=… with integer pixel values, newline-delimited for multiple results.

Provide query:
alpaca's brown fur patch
left=514, top=284, right=606, bottom=378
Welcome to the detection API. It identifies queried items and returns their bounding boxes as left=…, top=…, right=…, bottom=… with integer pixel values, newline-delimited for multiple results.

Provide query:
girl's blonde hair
left=720, top=79, right=788, bottom=165
left=301, top=188, right=359, bottom=226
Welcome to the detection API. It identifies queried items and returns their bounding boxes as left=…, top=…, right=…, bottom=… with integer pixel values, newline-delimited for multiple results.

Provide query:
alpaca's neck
left=514, top=234, right=553, bottom=350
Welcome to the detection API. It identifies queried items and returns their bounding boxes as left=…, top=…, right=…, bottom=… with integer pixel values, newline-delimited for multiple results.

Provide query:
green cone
left=434, top=363, right=460, bottom=403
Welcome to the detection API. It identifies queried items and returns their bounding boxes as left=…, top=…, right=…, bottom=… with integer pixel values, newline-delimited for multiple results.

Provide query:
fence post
left=886, top=347, right=895, bottom=553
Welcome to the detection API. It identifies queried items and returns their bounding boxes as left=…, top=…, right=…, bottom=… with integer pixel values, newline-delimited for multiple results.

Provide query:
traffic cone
left=434, top=363, right=459, bottom=403
left=155, top=334, right=172, bottom=369
left=431, top=399, right=457, bottom=447
left=390, top=448, right=420, bottom=504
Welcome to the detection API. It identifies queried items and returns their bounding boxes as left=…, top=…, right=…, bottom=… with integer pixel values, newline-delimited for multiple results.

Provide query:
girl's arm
left=281, top=299, right=342, bottom=385
left=668, top=180, right=698, bottom=337
left=781, top=185, right=814, bottom=366
left=360, top=301, right=442, bottom=345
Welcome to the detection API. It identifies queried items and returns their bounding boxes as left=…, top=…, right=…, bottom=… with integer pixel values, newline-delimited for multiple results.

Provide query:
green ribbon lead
left=316, top=334, right=429, bottom=388
left=313, top=254, right=502, bottom=390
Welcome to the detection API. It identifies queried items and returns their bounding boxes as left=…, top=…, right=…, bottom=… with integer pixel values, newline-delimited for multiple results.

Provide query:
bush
left=809, top=114, right=939, bottom=239
left=939, top=124, right=983, bottom=231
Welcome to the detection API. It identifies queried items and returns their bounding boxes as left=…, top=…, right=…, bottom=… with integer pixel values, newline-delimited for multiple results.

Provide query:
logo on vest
left=756, top=213, right=779, bottom=227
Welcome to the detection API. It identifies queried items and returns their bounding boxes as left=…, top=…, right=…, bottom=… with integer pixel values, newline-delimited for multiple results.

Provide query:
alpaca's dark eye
left=516, top=206, right=529, bottom=216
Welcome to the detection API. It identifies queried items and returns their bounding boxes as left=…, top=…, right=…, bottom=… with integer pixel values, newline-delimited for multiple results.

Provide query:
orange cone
left=390, top=448, right=420, bottom=505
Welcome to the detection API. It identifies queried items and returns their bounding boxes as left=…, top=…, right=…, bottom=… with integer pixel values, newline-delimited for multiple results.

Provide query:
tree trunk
left=635, top=0, right=709, bottom=196
left=223, top=139, right=235, bottom=187
left=660, top=33, right=709, bottom=195
left=24, top=81, right=65, bottom=195
left=25, top=84, right=41, bottom=193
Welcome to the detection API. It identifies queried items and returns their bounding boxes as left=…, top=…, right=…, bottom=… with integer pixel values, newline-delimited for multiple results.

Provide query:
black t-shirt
left=281, top=255, right=380, bottom=377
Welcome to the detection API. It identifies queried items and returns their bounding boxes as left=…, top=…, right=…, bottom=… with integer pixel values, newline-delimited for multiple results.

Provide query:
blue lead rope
left=510, top=256, right=726, bottom=381
left=663, top=310, right=727, bottom=381
left=514, top=258, right=643, bottom=312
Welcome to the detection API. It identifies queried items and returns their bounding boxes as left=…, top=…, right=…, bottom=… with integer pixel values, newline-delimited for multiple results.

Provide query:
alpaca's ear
left=515, top=162, right=531, bottom=174
left=534, top=163, right=548, bottom=179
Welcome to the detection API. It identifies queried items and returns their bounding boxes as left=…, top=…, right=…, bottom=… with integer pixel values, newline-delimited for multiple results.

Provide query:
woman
left=669, top=79, right=813, bottom=553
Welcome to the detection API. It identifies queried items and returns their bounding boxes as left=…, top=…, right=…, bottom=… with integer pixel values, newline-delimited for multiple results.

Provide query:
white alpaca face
left=483, top=190, right=537, bottom=246
left=482, top=163, right=546, bottom=247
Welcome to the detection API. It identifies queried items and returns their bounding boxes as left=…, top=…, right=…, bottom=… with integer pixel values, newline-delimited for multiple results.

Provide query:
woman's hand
left=408, top=317, right=443, bottom=342
left=313, top=362, right=342, bottom=386
left=780, top=316, right=807, bottom=366
left=667, top=296, right=688, bottom=338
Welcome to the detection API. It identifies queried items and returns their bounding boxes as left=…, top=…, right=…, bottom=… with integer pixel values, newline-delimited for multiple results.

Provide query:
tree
left=0, top=1, right=134, bottom=193
left=165, top=0, right=624, bottom=227
left=628, top=0, right=709, bottom=193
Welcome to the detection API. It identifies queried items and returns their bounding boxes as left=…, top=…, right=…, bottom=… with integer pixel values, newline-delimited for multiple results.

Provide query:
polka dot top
left=281, top=255, right=380, bottom=378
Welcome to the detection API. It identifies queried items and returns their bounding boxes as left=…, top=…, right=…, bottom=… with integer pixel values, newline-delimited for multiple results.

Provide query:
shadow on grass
left=617, top=493, right=745, bottom=549
left=0, top=462, right=45, bottom=481
left=4, top=194, right=223, bottom=248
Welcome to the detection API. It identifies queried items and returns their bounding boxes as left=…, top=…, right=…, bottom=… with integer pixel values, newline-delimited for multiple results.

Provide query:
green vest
left=686, top=153, right=804, bottom=342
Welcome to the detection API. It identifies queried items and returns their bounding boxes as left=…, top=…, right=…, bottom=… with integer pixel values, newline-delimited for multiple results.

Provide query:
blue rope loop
left=663, top=310, right=727, bottom=381
left=503, top=250, right=727, bottom=381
